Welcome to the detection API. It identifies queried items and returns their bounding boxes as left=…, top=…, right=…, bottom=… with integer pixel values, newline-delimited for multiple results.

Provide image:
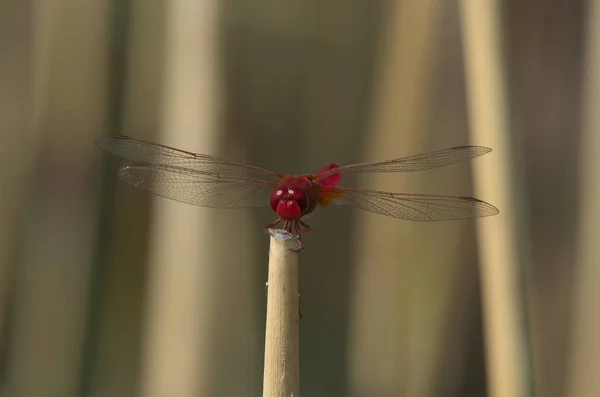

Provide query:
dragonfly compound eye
left=269, top=188, right=285, bottom=212
left=288, top=188, right=310, bottom=213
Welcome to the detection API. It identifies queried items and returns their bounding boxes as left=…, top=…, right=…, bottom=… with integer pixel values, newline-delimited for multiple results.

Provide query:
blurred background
left=0, top=0, right=597, bottom=396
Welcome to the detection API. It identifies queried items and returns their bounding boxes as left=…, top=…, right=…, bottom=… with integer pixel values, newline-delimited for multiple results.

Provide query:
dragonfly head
left=270, top=186, right=310, bottom=220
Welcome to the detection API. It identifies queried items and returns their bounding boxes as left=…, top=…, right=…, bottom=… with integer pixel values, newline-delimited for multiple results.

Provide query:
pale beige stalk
left=347, top=1, right=443, bottom=396
left=3, top=1, right=110, bottom=396
left=262, top=231, right=300, bottom=397
left=566, top=2, right=600, bottom=396
left=138, top=2, right=222, bottom=397
left=459, top=1, right=532, bottom=397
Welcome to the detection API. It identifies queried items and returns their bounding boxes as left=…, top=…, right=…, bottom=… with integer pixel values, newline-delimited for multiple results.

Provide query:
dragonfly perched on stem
left=96, top=135, right=499, bottom=251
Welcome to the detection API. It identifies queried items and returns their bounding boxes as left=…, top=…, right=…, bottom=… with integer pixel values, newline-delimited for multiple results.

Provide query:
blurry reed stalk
left=459, top=1, right=532, bottom=397
left=348, top=1, right=440, bottom=394
left=138, top=1, right=221, bottom=397
left=566, top=1, right=600, bottom=396
left=262, top=231, right=300, bottom=397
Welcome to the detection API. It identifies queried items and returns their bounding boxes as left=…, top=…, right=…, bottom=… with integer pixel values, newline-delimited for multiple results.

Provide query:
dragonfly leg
left=285, top=219, right=312, bottom=252
left=263, top=217, right=282, bottom=232
left=292, top=237, right=304, bottom=253
left=297, top=219, right=313, bottom=234
left=285, top=220, right=304, bottom=252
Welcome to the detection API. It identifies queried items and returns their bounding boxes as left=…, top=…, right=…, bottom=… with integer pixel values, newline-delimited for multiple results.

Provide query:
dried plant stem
left=566, top=1, right=600, bottom=396
left=262, top=231, right=300, bottom=397
left=459, top=1, right=532, bottom=397
left=139, top=1, right=220, bottom=397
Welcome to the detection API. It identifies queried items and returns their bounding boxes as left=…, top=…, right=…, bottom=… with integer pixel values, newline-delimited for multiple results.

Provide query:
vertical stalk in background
left=138, top=2, right=221, bottom=397
left=0, top=0, right=35, bottom=363
left=262, top=231, right=300, bottom=397
left=566, top=1, right=600, bottom=396
left=348, top=1, right=441, bottom=396
left=6, top=1, right=110, bottom=396
left=459, top=1, right=532, bottom=397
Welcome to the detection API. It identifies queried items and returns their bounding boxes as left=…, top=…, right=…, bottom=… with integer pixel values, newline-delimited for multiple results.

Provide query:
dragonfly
left=96, top=135, right=499, bottom=250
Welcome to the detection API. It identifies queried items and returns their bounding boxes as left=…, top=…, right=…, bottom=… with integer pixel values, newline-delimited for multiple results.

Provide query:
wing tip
left=450, top=145, right=493, bottom=154
left=458, top=196, right=500, bottom=217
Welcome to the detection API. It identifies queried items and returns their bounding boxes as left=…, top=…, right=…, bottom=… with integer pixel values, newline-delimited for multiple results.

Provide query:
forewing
left=119, top=163, right=276, bottom=208
left=313, top=146, right=491, bottom=177
left=96, top=135, right=285, bottom=181
left=324, top=187, right=498, bottom=221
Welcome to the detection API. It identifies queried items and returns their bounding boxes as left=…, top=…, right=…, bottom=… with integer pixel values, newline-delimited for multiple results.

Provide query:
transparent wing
left=313, top=146, right=491, bottom=177
left=96, top=135, right=282, bottom=208
left=119, top=163, right=276, bottom=208
left=322, top=187, right=499, bottom=221
left=96, top=135, right=286, bottom=181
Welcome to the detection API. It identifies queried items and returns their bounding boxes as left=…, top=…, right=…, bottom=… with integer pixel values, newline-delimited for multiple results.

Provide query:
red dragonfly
left=97, top=135, right=498, bottom=250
